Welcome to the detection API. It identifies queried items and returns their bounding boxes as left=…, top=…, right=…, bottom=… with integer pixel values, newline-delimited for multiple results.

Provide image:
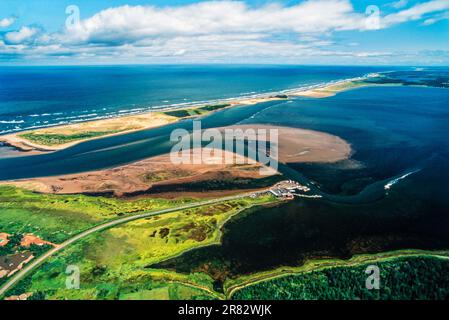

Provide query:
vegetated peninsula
left=0, top=112, right=179, bottom=153
left=0, top=101, right=268, bottom=153
left=0, top=71, right=416, bottom=155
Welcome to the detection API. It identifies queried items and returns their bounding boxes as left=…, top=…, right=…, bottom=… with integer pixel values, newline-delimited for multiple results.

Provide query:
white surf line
left=384, top=169, right=421, bottom=190
left=0, top=74, right=378, bottom=136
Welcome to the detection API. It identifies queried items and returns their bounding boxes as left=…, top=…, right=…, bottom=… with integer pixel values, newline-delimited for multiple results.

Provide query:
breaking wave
left=384, top=169, right=421, bottom=190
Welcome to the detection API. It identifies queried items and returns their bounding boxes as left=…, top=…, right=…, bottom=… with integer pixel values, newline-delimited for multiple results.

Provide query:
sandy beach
left=0, top=75, right=373, bottom=155
left=0, top=112, right=178, bottom=153
left=289, top=77, right=371, bottom=98
left=0, top=97, right=287, bottom=154
left=0, top=148, right=279, bottom=198
left=288, top=73, right=404, bottom=98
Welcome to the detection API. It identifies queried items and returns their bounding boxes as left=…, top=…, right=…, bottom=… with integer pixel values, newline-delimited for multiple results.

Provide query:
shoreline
left=0, top=75, right=375, bottom=155
left=0, top=97, right=284, bottom=155
left=1, top=69, right=444, bottom=156
left=225, top=249, right=449, bottom=299
left=0, top=112, right=180, bottom=154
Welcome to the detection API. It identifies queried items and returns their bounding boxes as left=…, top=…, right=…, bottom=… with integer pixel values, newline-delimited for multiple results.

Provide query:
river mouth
left=152, top=157, right=449, bottom=285
left=149, top=86, right=449, bottom=283
left=1, top=86, right=447, bottom=203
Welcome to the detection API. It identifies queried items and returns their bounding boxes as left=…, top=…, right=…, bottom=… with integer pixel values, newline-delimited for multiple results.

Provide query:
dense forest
left=232, top=256, right=449, bottom=300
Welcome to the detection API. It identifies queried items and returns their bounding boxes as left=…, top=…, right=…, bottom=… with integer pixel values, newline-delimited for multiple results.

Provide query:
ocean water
left=0, top=65, right=389, bottom=134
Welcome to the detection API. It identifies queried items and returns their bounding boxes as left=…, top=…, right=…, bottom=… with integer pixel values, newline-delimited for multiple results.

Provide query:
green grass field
left=163, top=104, right=231, bottom=118
left=0, top=186, right=194, bottom=243
left=19, top=131, right=121, bottom=146
left=6, top=184, right=448, bottom=301
left=2, top=191, right=276, bottom=300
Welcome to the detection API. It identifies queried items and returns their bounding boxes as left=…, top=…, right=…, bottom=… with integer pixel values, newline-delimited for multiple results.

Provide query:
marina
left=269, top=180, right=315, bottom=200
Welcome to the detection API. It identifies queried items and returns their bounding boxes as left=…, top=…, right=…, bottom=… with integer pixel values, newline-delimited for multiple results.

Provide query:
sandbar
left=1, top=148, right=278, bottom=198
left=219, top=124, right=351, bottom=164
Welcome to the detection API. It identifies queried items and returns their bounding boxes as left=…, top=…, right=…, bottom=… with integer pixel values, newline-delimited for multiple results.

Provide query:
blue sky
left=0, top=0, right=448, bottom=65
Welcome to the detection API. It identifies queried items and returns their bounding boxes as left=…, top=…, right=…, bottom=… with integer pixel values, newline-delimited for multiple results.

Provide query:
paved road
left=0, top=192, right=259, bottom=297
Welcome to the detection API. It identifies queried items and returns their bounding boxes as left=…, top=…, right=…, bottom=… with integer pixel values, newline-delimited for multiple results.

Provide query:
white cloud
left=422, top=10, right=449, bottom=25
left=0, top=16, right=16, bottom=28
left=59, top=0, right=368, bottom=45
left=383, top=0, right=449, bottom=26
left=53, top=0, right=449, bottom=47
left=0, top=0, right=448, bottom=64
left=388, top=0, right=409, bottom=9
left=5, top=26, right=39, bottom=44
